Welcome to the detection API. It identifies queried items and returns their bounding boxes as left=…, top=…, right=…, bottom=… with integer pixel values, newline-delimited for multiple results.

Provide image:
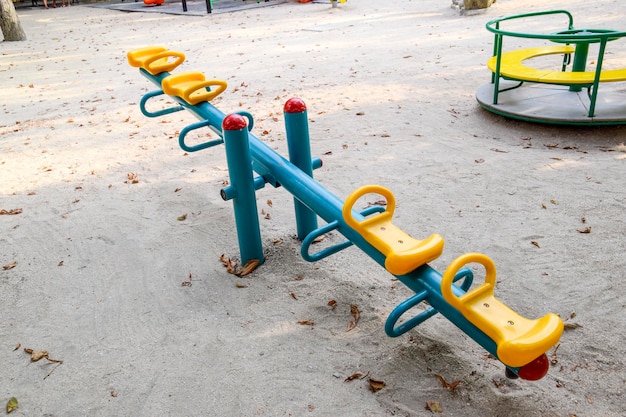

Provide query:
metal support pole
left=283, top=98, right=319, bottom=240
left=222, top=114, right=264, bottom=265
left=569, top=43, right=589, bottom=92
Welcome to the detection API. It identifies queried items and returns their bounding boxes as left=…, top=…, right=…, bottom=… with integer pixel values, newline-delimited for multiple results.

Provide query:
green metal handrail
left=485, top=10, right=626, bottom=117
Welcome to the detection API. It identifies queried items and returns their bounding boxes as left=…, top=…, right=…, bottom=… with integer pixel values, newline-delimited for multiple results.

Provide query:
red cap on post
left=222, top=114, right=248, bottom=131
left=517, top=354, right=550, bottom=381
left=284, top=97, right=307, bottom=113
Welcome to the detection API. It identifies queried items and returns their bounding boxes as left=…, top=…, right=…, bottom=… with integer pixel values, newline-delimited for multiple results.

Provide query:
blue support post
left=222, top=114, right=265, bottom=265
left=283, top=98, right=319, bottom=240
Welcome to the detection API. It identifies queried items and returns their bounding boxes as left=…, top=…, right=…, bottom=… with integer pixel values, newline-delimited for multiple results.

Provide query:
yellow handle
left=187, top=79, right=228, bottom=103
left=441, top=252, right=496, bottom=310
left=342, top=185, right=395, bottom=229
left=142, top=50, right=186, bottom=75
left=127, top=46, right=186, bottom=75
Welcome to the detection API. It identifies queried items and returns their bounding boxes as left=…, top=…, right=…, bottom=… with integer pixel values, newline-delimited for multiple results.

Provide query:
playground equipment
left=127, top=45, right=564, bottom=381
left=476, top=10, right=626, bottom=125
left=330, top=0, right=346, bottom=8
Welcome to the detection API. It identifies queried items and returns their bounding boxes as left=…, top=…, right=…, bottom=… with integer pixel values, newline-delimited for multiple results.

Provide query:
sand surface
left=1, top=0, right=625, bottom=415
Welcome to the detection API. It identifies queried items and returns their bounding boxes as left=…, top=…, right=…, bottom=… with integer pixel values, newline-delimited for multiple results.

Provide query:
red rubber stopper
left=284, top=97, right=307, bottom=113
left=517, top=354, right=550, bottom=381
left=222, top=114, right=247, bottom=131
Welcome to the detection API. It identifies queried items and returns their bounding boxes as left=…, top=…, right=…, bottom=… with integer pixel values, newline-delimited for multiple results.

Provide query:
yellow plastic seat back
left=127, top=46, right=186, bottom=75
left=441, top=253, right=563, bottom=367
left=343, top=185, right=444, bottom=275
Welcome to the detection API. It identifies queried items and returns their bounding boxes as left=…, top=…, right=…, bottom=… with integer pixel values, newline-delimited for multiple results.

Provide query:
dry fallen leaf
left=177, top=213, right=188, bottom=221
left=3, top=261, right=17, bottom=270
left=235, top=282, right=248, bottom=288
left=124, top=173, right=139, bottom=184
left=576, top=227, right=591, bottom=234
left=238, top=259, right=259, bottom=277
left=531, top=241, right=541, bottom=248
left=6, top=397, right=18, bottom=414
left=24, top=347, right=63, bottom=364
left=312, top=235, right=325, bottom=243
left=297, top=319, right=315, bottom=326
left=564, top=322, right=582, bottom=330
left=426, top=401, right=443, bottom=413
left=25, top=348, right=49, bottom=362
left=219, top=254, right=239, bottom=275
left=368, top=377, right=386, bottom=392
left=181, top=273, right=192, bottom=287
left=13, top=343, right=21, bottom=351
left=289, top=292, right=298, bottom=300
left=550, top=344, right=561, bottom=365
left=327, top=300, right=337, bottom=310
left=435, top=374, right=461, bottom=391
left=0, top=208, right=22, bottom=215
left=346, top=304, right=360, bottom=332
left=368, top=199, right=387, bottom=207
left=344, top=371, right=368, bottom=382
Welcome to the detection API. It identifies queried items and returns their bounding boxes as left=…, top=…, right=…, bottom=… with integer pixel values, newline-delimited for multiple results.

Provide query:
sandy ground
left=1, top=0, right=626, bottom=415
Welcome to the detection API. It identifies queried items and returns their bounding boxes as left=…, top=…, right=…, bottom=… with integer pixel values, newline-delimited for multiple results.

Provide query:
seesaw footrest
left=301, top=205, right=385, bottom=262
left=139, top=89, right=185, bottom=118
left=386, top=267, right=474, bottom=337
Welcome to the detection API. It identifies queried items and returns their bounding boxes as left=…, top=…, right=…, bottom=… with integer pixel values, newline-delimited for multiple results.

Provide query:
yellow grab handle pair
left=127, top=46, right=186, bottom=75
left=162, top=72, right=227, bottom=105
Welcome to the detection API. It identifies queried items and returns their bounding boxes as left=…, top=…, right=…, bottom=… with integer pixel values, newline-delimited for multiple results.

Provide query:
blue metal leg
left=284, top=98, right=319, bottom=240
left=222, top=114, right=264, bottom=265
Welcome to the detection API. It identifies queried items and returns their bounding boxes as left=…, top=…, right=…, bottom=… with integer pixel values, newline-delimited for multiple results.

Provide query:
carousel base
left=476, top=81, right=626, bottom=125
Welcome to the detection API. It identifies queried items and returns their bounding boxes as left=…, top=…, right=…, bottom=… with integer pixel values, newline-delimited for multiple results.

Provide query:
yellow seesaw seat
left=441, top=253, right=564, bottom=367
left=127, top=46, right=186, bottom=75
left=343, top=185, right=444, bottom=276
left=161, top=72, right=228, bottom=105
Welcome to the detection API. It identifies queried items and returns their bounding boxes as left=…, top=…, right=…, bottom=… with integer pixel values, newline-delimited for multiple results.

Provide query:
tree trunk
left=0, top=0, right=27, bottom=41
left=463, top=0, right=495, bottom=10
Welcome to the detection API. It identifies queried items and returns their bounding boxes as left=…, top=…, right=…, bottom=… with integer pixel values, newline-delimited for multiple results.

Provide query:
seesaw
left=127, top=46, right=564, bottom=381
